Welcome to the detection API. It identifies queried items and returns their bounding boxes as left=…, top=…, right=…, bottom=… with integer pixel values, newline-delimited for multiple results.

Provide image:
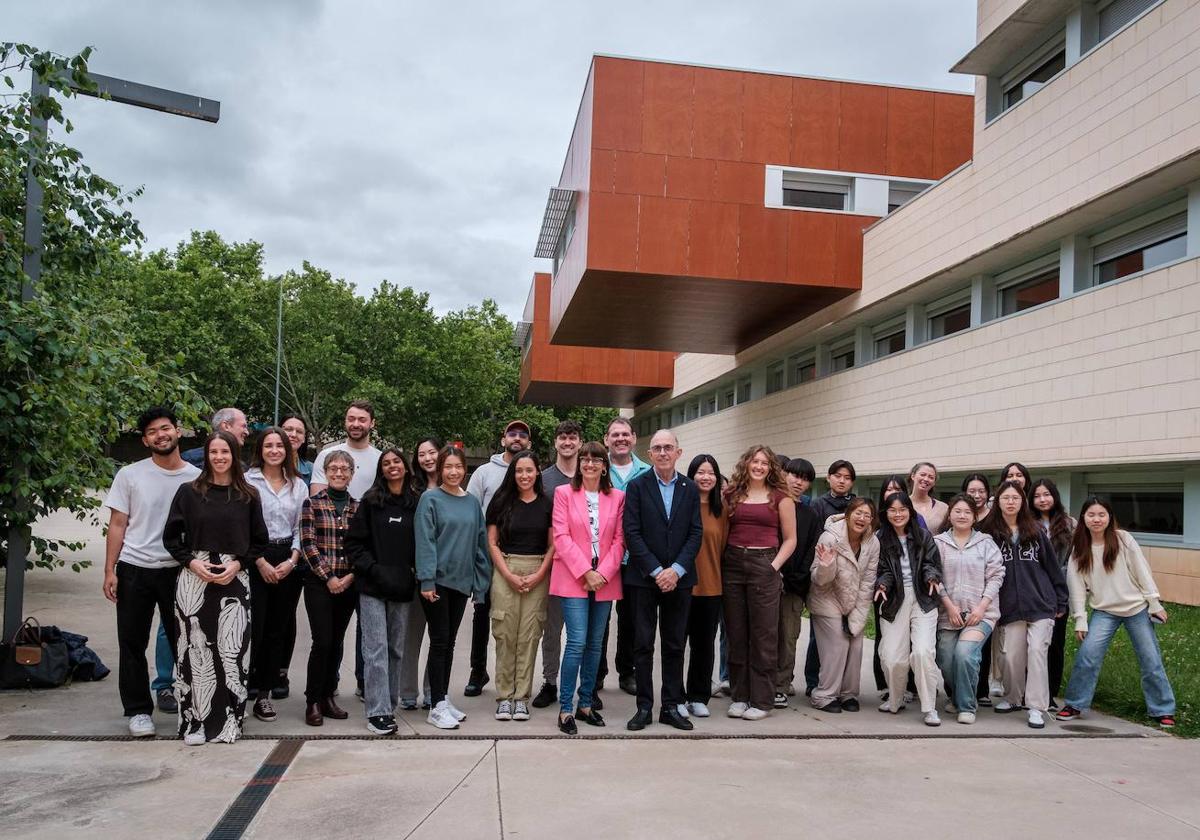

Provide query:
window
left=736, top=377, right=752, bottom=404
left=719, top=386, right=736, bottom=410
left=672, top=406, right=685, bottom=427
left=1088, top=485, right=1184, bottom=536
left=999, top=269, right=1059, bottom=315
left=701, top=393, right=717, bottom=416
left=888, top=182, right=927, bottom=213
left=685, top=400, right=700, bottom=422
left=782, top=172, right=851, bottom=211
left=873, top=329, right=905, bottom=359
left=830, top=347, right=855, bottom=372
left=1093, top=213, right=1187, bottom=285
left=766, top=361, right=785, bottom=394
left=551, top=200, right=576, bottom=276
left=787, top=354, right=816, bottom=386
left=1099, top=0, right=1159, bottom=40
left=928, top=303, right=971, bottom=339
left=1003, top=48, right=1066, bottom=110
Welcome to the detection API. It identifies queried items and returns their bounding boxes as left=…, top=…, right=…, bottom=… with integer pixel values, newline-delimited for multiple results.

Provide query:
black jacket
left=622, top=470, right=703, bottom=589
left=875, top=526, right=943, bottom=621
left=782, top=502, right=822, bottom=598
left=810, top=492, right=855, bottom=528
left=991, top=530, right=1068, bottom=625
left=346, top=493, right=418, bottom=601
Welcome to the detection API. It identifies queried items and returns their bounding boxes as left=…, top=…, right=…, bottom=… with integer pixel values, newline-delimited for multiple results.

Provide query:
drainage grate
left=205, top=739, right=304, bottom=840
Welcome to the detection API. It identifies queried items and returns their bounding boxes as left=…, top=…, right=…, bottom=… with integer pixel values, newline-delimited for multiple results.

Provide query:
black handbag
left=0, top=617, right=71, bottom=689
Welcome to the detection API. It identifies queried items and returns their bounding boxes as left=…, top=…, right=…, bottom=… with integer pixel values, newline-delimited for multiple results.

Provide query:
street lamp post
left=3, top=63, right=220, bottom=639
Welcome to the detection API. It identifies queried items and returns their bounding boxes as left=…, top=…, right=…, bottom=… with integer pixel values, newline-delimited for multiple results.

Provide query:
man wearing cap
left=463, top=419, right=533, bottom=696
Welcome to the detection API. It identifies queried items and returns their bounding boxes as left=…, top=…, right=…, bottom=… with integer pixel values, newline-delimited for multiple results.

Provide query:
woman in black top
left=346, top=448, right=418, bottom=736
left=163, top=431, right=269, bottom=745
left=484, top=450, right=554, bottom=722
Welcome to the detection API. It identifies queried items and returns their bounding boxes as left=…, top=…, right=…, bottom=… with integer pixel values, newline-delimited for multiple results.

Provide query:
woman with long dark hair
left=978, top=480, right=1067, bottom=729
left=414, top=446, right=491, bottom=730
left=346, top=447, right=419, bottom=736
left=962, top=472, right=996, bottom=705
left=683, top=454, right=728, bottom=718
left=961, top=474, right=991, bottom=522
left=1057, top=498, right=1175, bottom=728
left=874, top=492, right=943, bottom=726
left=1030, top=478, right=1075, bottom=709
left=485, top=450, right=554, bottom=723
left=870, top=476, right=922, bottom=704
left=998, top=462, right=1032, bottom=497
left=164, top=431, right=268, bottom=745
left=397, top=436, right=442, bottom=711
left=280, top=414, right=314, bottom=486
left=244, top=427, right=307, bottom=722
left=410, top=437, right=443, bottom=494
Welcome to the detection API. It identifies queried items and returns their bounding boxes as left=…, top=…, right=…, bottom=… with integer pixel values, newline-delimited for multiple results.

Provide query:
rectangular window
left=719, top=386, right=735, bottom=410
left=1088, top=485, right=1184, bottom=536
left=873, top=329, right=905, bottom=359
left=672, top=406, right=685, bottom=427
left=736, top=377, right=752, bottom=404
left=782, top=172, right=851, bottom=211
left=999, top=269, right=1060, bottom=315
left=701, top=393, right=717, bottom=416
left=887, top=182, right=926, bottom=213
left=766, top=361, right=785, bottom=394
left=685, top=400, right=700, bottom=422
left=1099, top=0, right=1158, bottom=40
left=1003, top=48, right=1065, bottom=110
left=928, top=303, right=971, bottom=339
left=830, top=347, right=855, bottom=372
left=787, top=354, right=816, bottom=386
left=1093, top=213, right=1187, bottom=285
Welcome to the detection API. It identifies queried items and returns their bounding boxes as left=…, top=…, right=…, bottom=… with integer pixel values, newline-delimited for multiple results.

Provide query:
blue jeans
left=559, top=595, right=611, bottom=714
left=1065, top=608, right=1175, bottom=717
left=151, top=621, right=174, bottom=692
left=935, top=623, right=992, bottom=713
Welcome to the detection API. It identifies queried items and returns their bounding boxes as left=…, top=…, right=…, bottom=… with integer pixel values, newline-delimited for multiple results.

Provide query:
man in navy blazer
left=622, top=429, right=703, bottom=731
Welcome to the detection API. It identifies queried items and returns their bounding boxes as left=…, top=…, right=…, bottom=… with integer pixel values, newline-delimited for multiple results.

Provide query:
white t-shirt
left=104, top=458, right=200, bottom=569
left=310, top=441, right=381, bottom=500
left=611, top=461, right=634, bottom=484
left=586, top=490, right=601, bottom=564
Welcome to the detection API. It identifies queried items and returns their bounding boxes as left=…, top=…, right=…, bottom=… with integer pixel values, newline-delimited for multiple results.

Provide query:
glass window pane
left=1143, top=233, right=1187, bottom=270
left=873, top=330, right=905, bottom=358
left=788, top=357, right=816, bottom=386
left=736, top=379, right=752, bottom=404
left=1004, top=50, right=1066, bottom=108
left=929, top=304, right=971, bottom=339
left=831, top=349, right=855, bottom=372
left=719, top=388, right=735, bottom=410
left=783, top=188, right=846, bottom=211
left=1000, top=270, right=1059, bottom=315
left=1096, top=232, right=1185, bottom=284
left=766, top=363, right=785, bottom=394
left=702, top=395, right=716, bottom=416
left=1088, top=486, right=1183, bottom=535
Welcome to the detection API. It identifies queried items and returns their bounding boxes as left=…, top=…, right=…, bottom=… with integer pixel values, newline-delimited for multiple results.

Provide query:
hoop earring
left=601, top=469, right=607, bottom=475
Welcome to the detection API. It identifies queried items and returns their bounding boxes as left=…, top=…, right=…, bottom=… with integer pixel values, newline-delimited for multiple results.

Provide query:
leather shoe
left=659, top=708, right=694, bottom=731
left=558, top=714, right=578, bottom=735
left=626, top=708, right=653, bottom=731
left=591, top=692, right=604, bottom=711
left=531, top=682, right=558, bottom=708
left=618, top=674, right=637, bottom=696
left=464, top=670, right=489, bottom=697
left=321, top=697, right=349, bottom=720
left=577, top=708, right=606, bottom=727
left=305, top=702, right=324, bottom=726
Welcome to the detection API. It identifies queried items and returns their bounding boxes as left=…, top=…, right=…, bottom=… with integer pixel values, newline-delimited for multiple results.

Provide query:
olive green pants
left=490, top=554, right=550, bottom=702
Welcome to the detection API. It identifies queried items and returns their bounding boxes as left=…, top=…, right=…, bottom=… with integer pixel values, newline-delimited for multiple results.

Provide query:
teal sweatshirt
left=415, top=487, right=491, bottom=602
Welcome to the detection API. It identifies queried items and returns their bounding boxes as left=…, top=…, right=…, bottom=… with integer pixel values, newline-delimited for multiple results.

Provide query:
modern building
left=520, top=0, right=1200, bottom=604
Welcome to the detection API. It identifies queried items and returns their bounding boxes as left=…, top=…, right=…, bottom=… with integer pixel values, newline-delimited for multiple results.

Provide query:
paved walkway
left=1, top=509, right=1197, bottom=838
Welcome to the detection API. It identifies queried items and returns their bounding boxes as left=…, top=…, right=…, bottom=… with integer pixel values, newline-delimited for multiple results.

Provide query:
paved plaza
left=1, top=509, right=1198, bottom=838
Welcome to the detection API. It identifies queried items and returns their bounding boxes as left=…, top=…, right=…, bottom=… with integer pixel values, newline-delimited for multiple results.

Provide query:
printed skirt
left=174, top=554, right=251, bottom=743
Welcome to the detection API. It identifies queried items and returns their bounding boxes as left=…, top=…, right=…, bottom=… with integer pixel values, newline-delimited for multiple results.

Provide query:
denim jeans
left=559, top=595, right=611, bottom=714
left=359, top=593, right=409, bottom=718
left=935, top=622, right=993, bottom=713
left=1065, top=608, right=1176, bottom=717
left=152, top=621, right=174, bottom=693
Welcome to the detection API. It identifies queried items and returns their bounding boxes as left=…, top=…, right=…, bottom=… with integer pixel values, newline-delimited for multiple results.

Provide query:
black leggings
left=685, top=594, right=723, bottom=703
left=420, top=586, right=470, bottom=704
left=303, top=577, right=357, bottom=704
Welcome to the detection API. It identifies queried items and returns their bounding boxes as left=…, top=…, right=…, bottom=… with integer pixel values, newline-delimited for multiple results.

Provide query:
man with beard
left=181, top=407, right=249, bottom=468
left=103, top=406, right=200, bottom=737
left=463, top=419, right=532, bottom=696
left=310, top=401, right=381, bottom=500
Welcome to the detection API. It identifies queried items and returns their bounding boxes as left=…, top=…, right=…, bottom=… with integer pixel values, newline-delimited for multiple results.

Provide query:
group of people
left=103, top=401, right=1178, bottom=744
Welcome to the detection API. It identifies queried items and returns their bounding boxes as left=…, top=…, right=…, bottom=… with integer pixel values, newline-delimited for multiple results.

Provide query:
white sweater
left=1067, top=530, right=1164, bottom=632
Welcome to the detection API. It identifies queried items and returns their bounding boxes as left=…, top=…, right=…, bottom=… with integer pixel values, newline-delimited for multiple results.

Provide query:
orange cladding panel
left=592, top=58, right=643, bottom=152
left=642, top=62, right=694, bottom=156
left=637, top=195, right=690, bottom=275
left=790, top=77, right=840, bottom=170
left=692, top=66, right=743, bottom=161
left=837, top=83, right=888, bottom=173
left=587, top=191, right=639, bottom=272
left=687, top=200, right=739, bottom=278
left=885, top=87, right=935, bottom=179
left=741, top=72, right=791, bottom=164
left=786, top=211, right=837, bottom=284
left=613, top=151, right=667, bottom=196
left=933, top=93, right=974, bottom=174
left=590, top=148, right=616, bottom=193
left=737, top=205, right=788, bottom=282
left=713, top=159, right=762, bottom=204
left=834, top=214, right=868, bottom=287
left=665, top=155, right=716, bottom=201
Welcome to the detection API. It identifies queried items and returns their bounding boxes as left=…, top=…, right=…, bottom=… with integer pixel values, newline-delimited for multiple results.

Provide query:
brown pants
left=722, top=546, right=781, bottom=711
left=775, top=591, right=806, bottom=694
left=810, top=614, right=863, bottom=708
left=490, top=554, right=549, bottom=702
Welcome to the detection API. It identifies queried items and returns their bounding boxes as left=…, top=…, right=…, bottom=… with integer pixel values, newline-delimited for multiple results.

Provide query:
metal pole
left=273, top=275, right=283, bottom=426
left=4, top=72, right=49, bottom=639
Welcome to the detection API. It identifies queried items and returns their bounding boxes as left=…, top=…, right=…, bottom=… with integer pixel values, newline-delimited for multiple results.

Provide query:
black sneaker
left=840, top=697, right=860, bottom=712
left=272, top=671, right=290, bottom=700
left=464, top=670, right=489, bottom=697
left=156, top=688, right=178, bottom=714
left=773, top=692, right=789, bottom=709
left=367, top=715, right=398, bottom=736
left=531, top=683, right=558, bottom=708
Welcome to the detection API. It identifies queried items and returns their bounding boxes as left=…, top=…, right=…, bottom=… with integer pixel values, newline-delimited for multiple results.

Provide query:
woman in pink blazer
left=551, top=441, right=625, bottom=734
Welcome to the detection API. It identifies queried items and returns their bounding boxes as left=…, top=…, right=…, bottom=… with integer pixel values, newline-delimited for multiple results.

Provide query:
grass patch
left=1063, top=602, right=1197, bottom=738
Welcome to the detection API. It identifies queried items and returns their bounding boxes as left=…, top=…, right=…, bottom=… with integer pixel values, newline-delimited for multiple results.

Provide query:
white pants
left=878, top=584, right=940, bottom=713
left=999, top=618, right=1053, bottom=713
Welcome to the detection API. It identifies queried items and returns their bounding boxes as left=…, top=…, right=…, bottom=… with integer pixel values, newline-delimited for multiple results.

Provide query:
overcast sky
left=9, top=1, right=975, bottom=319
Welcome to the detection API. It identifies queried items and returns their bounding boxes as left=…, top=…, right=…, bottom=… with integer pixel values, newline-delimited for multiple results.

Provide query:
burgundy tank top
left=728, top=492, right=783, bottom=548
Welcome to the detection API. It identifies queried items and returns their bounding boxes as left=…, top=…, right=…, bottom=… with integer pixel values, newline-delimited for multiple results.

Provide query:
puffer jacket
left=875, top=526, right=943, bottom=621
left=933, top=529, right=1005, bottom=630
left=808, top=514, right=879, bottom=636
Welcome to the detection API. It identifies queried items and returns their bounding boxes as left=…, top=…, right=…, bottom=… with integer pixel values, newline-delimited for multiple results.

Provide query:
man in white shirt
left=104, top=406, right=200, bottom=737
left=310, top=400, right=382, bottom=499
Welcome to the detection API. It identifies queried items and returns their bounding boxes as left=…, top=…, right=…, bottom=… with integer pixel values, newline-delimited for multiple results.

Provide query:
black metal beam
left=72, top=72, right=220, bottom=123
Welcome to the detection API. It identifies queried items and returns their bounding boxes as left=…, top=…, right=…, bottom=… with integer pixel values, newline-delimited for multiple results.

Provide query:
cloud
left=8, top=0, right=975, bottom=317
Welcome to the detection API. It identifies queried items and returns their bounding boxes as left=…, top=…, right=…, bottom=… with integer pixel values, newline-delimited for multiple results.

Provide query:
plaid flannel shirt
left=301, top=491, right=359, bottom=580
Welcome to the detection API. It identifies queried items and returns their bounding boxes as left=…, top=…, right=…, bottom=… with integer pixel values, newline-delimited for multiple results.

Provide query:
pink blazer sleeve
left=596, top=490, right=625, bottom=583
left=552, top=485, right=593, bottom=582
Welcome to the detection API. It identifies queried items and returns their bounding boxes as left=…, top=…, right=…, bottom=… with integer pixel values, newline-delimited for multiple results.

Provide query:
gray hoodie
left=932, top=529, right=1005, bottom=630
left=466, top=453, right=509, bottom=515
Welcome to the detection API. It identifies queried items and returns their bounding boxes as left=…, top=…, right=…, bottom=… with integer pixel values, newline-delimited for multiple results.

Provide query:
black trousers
left=685, top=594, right=722, bottom=703
left=597, top=594, right=636, bottom=683
left=116, top=562, right=180, bottom=716
left=804, top=627, right=820, bottom=693
left=303, top=577, right=357, bottom=704
left=421, top=585, right=470, bottom=704
left=248, top=543, right=304, bottom=693
left=628, top=583, right=692, bottom=711
left=1048, top=612, right=1069, bottom=700
left=977, top=636, right=992, bottom=700
left=468, top=590, right=491, bottom=674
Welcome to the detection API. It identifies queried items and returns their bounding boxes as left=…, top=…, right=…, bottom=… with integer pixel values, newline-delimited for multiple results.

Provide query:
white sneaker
left=993, top=699, right=1017, bottom=712
left=903, top=691, right=914, bottom=704
left=717, top=680, right=731, bottom=697
left=128, top=714, right=155, bottom=738
left=182, top=726, right=206, bottom=746
left=676, top=703, right=690, bottom=719
left=427, top=701, right=459, bottom=730
left=878, top=700, right=904, bottom=714
left=445, top=699, right=467, bottom=722
left=957, top=711, right=976, bottom=725
left=943, top=701, right=958, bottom=714
left=923, top=710, right=941, bottom=727
left=742, top=707, right=769, bottom=721
left=687, top=702, right=710, bottom=718
left=989, top=678, right=1004, bottom=696
left=1028, top=709, right=1045, bottom=729
left=727, top=701, right=749, bottom=718
left=495, top=700, right=513, bottom=721
left=512, top=701, right=530, bottom=721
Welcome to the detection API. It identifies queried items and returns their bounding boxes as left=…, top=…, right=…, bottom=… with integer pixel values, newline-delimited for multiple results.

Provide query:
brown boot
left=305, top=701, right=324, bottom=726
left=321, top=696, right=349, bottom=720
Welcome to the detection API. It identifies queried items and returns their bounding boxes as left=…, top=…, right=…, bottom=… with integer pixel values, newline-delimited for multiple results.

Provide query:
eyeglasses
left=649, top=444, right=676, bottom=454
left=507, top=429, right=530, bottom=439
left=325, top=466, right=353, bottom=474
left=579, top=456, right=606, bottom=465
